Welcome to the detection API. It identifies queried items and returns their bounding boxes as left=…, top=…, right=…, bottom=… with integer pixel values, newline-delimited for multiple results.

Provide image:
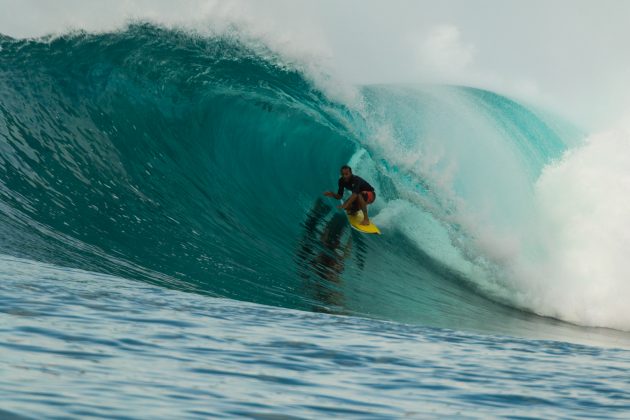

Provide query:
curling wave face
left=4, top=24, right=626, bottom=335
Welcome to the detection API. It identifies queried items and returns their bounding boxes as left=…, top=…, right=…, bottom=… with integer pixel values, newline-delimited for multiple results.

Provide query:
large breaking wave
left=2, top=24, right=628, bottom=332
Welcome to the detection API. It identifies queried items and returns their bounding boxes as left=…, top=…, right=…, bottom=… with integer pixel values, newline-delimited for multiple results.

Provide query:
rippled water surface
left=2, top=255, right=629, bottom=419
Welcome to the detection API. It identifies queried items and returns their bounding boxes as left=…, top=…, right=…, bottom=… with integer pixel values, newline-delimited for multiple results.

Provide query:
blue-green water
left=2, top=254, right=630, bottom=419
left=1, top=24, right=630, bottom=418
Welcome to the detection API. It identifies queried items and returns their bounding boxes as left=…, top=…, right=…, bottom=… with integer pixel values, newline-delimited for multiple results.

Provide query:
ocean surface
left=1, top=24, right=630, bottom=418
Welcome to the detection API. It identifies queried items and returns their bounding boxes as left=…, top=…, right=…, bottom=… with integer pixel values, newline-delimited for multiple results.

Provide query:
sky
left=2, top=0, right=630, bottom=128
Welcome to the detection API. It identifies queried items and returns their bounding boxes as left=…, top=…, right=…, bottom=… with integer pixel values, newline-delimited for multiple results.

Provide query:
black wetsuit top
left=337, top=175, right=374, bottom=196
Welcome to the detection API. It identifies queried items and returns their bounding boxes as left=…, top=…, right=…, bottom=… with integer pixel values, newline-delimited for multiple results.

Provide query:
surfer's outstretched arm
left=324, top=191, right=342, bottom=200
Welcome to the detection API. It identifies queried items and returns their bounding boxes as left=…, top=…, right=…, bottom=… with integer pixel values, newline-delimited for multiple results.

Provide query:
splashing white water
left=356, top=85, right=630, bottom=331
left=461, top=118, right=630, bottom=330
left=519, top=120, right=630, bottom=330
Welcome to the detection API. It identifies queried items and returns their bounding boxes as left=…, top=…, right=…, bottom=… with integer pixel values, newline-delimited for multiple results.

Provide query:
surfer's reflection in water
left=296, top=198, right=367, bottom=314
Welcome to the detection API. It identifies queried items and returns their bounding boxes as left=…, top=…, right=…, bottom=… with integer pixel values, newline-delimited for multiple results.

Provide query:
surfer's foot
left=360, top=219, right=370, bottom=226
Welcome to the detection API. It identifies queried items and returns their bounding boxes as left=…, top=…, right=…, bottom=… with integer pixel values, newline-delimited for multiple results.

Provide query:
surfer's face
left=341, top=168, right=352, bottom=181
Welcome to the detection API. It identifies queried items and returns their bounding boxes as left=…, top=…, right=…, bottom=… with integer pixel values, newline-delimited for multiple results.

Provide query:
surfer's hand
left=324, top=191, right=333, bottom=197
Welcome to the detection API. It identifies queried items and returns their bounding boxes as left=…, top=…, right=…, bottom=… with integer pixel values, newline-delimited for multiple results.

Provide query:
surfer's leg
left=357, top=193, right=370, bottom=225
left=345, top=193, right=360, bottom=215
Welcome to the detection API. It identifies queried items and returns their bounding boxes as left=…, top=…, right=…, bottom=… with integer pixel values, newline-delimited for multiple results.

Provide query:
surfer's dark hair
left=340, top=165, right=352, bottom=173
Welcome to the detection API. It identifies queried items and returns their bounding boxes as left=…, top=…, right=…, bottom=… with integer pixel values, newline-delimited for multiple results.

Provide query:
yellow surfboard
left=347, top=211, right=381, bottom=235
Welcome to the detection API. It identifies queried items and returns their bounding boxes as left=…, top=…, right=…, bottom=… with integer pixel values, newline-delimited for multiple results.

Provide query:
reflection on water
left=296, top=198, right=365, bottom=314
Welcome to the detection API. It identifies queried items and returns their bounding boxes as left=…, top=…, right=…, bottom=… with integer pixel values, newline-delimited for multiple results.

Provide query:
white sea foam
left=437, top=117, right=630, bottom=330
left=356, top=84, right=630, bottom=331
left=517, top=120, right=630, bottom=330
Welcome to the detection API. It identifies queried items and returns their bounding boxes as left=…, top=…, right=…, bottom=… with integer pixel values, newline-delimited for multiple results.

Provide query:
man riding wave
left=324, top=165, right=376, bottom=226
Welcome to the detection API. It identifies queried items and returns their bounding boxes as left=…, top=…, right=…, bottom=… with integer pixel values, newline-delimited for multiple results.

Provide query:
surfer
left=323, top=165, right=376, bottom=226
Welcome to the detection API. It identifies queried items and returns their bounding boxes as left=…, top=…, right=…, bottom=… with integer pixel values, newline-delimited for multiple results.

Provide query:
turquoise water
left=1, top=24, right=630, bottom=418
